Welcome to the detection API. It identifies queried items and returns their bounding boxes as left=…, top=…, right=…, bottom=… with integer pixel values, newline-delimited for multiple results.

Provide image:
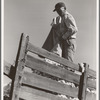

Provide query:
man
left=42, top=2, right=78, bottom=62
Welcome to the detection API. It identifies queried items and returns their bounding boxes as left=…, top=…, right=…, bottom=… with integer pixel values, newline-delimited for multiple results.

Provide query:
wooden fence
left=4, top=33, right=96, bottom=100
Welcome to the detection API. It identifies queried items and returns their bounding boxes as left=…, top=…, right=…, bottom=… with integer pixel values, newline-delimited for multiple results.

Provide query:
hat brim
left=53, top=9, right=56, bottom=12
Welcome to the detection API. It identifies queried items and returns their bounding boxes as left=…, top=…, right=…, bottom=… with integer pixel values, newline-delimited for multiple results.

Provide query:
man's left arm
left=62, top=15, right=78, bottom=40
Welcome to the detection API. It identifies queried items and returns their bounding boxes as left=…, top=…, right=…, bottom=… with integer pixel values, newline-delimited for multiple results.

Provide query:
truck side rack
left=4, top=33, right=96, bottom=100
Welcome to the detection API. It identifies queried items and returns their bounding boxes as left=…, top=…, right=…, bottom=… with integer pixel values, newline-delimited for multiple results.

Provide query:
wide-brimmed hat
left=53, top=2, right=66, bottom=12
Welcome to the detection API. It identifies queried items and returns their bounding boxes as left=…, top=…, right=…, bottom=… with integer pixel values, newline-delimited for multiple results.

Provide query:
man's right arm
left=62, top=14, right=78, bottom=40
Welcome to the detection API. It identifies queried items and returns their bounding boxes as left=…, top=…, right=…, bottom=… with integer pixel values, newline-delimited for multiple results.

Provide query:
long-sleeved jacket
left=42, top=11, right=78, bottom=51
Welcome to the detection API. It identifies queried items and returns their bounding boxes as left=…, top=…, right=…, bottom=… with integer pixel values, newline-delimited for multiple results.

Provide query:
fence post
left=78, top=63, right=89, bottom=100
left=10, top=33, right=29, bottom=100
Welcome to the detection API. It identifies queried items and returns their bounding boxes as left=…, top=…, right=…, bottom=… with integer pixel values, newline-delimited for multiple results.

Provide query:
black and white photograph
left=3, top=0, right=98, bottom=100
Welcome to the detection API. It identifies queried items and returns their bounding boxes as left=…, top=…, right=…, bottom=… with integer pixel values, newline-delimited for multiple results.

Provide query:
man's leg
left=62, top=39, right=76, bottom=62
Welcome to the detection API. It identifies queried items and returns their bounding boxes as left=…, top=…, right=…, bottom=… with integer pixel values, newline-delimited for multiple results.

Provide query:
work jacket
left=42, top=12, right=78, bottom=52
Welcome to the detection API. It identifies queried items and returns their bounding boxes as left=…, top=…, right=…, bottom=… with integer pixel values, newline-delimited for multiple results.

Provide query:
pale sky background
left=4, top=0, right=97, bottom=71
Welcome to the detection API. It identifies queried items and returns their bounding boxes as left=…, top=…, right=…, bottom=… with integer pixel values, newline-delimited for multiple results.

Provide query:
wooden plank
left=86, top=92, right=96, bottom=100
left=88, top=70, right=96, bottom=79
left=22, top=71, right=78, bottom=98
left=78, top=64, right=89, bottom=100
left=4, top=61, right=12, bottom=76
left=4, top=61, right=15, bottom=79
left=87, top=79, right=96, bottom=89
left=27, top=42, right=96, bottom=78
left=25, top=55, right=80, bottom=84
left=19, top=86, right=69, bottom=100
left=25, top=55, right=96, bottom=89
left=27, top=43, right=79, bottom=70
left=19, top=85, right=96, bottom=100
left=11, top=33, right=29, bottom=100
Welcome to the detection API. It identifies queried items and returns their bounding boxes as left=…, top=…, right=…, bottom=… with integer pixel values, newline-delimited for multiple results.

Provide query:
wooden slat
left=19, top=86, right=96, bottom=100
left=25, top=55, right=96, bottom=89
left=87, top=79, right=96, bottom=89
left=27, top=43, right=79, bottom=69
left=27, top=42, right=96, bottom=78
left=4, top=61, right=12, bottom=76
left=86, top=92, right=96, bottom=100
left=19, top=86, right=69, bottom=100
left=4, top=61, right=15, bottom=79
left=11, top=33, right=29, bottom=100
left=19, top=85, right=96, bottom=100
left=88, top=70, right=96, bottom=78
left=22, top=71, right=78, bottom=98
left=25, top=55, right=80, bottom=84
left=78, top=64, right=89, bottom=100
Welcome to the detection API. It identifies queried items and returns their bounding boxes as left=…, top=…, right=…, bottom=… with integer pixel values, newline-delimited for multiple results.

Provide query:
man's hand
left=62, top=34, right=67, bottom=40
left=51, top=17, right=57, bottom=26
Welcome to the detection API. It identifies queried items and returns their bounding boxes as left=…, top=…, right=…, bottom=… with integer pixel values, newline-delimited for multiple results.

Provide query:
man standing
left=42, top=2, right=78, bottom=62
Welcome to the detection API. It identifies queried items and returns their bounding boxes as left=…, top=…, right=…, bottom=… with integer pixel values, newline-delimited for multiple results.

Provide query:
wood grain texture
left=11, top=33, right=29, bottom=100
left=78, top=64, right=89, bottom=100
left=27, top=42, right=96, bottom=78
left=22, top=71, right=78, bottom=98
left=25, top=55, right=96, bottom=89
left=19, top=85, right=96, bottom=100
left=19, top=86, right=69, bottom=100
left=4, top=61, right=12, bottom=76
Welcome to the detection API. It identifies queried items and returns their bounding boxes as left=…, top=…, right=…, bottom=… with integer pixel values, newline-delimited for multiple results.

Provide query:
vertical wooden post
left=78, top=63, right=89, bottom=100
left=10, top=33, right=29, bottom=100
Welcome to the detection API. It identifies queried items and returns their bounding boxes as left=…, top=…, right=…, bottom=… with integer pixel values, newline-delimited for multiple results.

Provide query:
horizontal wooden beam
left=4, top=61, right=12, bottom=75
left=27, top=43, right=96, bottom=78
left=3, top=57, right=96, bottom=89
left=25, top=55, right=96, bottom=89
left=4, top=61, right=15, bottom=79
left=19, top=86, right=69, bottom=100
left=22, top=72, right=78, bottom=98
left=25, top=55, right=80, bottom=84
left=19, top=85, right=96, bottom=100
left=27, top=43, right=79, bottom=70
left=86, top=92, right=96, bottom=100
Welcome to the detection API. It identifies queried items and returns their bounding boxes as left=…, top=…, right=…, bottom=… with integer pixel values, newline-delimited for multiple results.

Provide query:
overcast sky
left=4, top=0, right=97, bottom=71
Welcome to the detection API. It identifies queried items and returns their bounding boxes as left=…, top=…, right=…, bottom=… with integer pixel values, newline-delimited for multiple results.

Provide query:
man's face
left=56, top=7, right=66, bottom=16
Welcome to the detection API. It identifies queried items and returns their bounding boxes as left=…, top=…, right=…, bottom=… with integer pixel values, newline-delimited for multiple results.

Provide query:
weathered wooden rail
left=4, top=33, right=96, bottom=100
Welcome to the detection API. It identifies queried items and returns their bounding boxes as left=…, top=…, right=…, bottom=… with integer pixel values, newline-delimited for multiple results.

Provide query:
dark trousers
left=62, top=39, right=76, bottom=62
